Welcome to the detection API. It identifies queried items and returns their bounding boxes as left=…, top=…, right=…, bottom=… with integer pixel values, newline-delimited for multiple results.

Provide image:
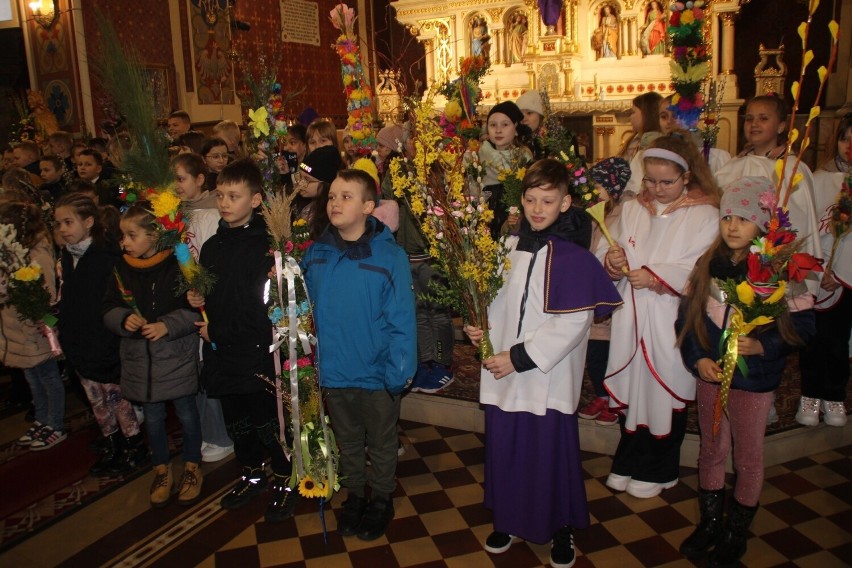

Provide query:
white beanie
left=516, top=90, right=544, bottom=116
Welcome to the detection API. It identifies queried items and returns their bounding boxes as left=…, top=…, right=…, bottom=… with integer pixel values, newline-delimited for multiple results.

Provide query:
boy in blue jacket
left=303, top=168, right=416, bottom=542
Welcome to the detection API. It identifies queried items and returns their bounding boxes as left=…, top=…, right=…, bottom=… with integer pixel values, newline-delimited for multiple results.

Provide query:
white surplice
left=599, top=197, right=719, bottom=435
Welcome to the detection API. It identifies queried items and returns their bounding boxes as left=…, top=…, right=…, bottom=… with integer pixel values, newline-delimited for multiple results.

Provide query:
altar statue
left=640, top=1, right=666, bottom=56
left=538, top=0, right=562, bottom=35
left=508, top=13, right=528, bottom=64
left=471, top=16, right=491, bottom=60
left=592, top=5, right=619, bottom=60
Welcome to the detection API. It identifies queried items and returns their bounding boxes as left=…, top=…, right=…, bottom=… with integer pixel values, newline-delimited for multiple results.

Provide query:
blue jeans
left=143, top=395, right=202, bottom=466
left=24, top=358, right=65, bottom=431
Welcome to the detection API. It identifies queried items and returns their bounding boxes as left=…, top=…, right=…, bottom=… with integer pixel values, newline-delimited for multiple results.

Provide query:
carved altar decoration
left=392, top=0, right=748, bottom=159
left=754, top=43, right=787, bottom=97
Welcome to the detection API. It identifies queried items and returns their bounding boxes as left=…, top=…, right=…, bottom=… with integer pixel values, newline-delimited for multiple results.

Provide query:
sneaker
left=201, top=443, right=234, bottom=463
left=220, top=467, right=268, bottom=510
left=265, top=475, right=301, bottom=523
left=594, top=407, right=618, bottom=425
left=626, top=478, right=678, bottom=499
left=795, top=396, right=820, bottom=426
left=822, top=400, right=848, bottom=427
left=177, top=462, right=203, bottom=505
left=337, top=495, right=368, bottom=536
left=30, top=426, right=67, bottom=451
left=357, top=497, right=395, bottom=541
left=606, top=472, right=631, bottom=492
left=484, top=530, right=515, bottom=554
left=411, top=363, right=454, bottom=393
left=17, top=421, right=44, bottom=446
left=578, top=397, right=609, bottom=420
left=150, top=464, right=173, bottom=508
left=550, top=526, right=576, bottom=568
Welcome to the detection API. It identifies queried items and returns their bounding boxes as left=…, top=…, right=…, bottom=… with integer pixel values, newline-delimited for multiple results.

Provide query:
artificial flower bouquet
left=439, top=54, right=489, bottom=142
left=390, top=95, right=510, bottom=359
left=496, top=149, right=529, bottom=213
left=713, top=197, right=822, bottom=433
left=330, top=3, right=377, bottom=155
left=667, top=0, right=710, bottom=130
left=243, top=62, right=299, bottom=194
left=261, top=195, right=339, bottom=503
left=0, top=223, right=60, bottom=355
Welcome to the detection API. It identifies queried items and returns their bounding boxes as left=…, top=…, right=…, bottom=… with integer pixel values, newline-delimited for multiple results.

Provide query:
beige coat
left=0, top=237, right=57, bottom=369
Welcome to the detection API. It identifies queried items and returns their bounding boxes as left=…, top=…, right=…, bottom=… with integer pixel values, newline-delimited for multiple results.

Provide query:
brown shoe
left=150, top=464, right=173, bottom=508
left=177, top=462, right=203, bottom=506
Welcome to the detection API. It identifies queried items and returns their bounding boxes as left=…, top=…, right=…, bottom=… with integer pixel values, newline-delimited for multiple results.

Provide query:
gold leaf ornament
left=797, top=22, right=807, bottom=47
left=828, top=20, right=839, bottom=40
left=802, top=50, right=814, bottom=70
left=807, top=106, right=820, bottom=125
left=790, top=81, right=800, bottom=100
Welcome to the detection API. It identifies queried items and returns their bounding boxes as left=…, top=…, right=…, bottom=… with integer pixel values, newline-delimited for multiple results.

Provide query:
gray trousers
left=325, top=387, right=400, bottom=500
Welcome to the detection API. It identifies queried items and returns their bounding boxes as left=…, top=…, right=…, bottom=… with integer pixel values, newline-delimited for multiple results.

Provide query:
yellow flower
left=149, top=190, right=182, bottom=219
left=680, top=10, right=695, bottom=24
left=13, top=263, right=41, bottom=282
left=248, top=106, right=270, bottom=138
left=765, top=280, right=786, bottom=304
left=298, top=475, right=327, bottom=498
left=516, top=167, right=526, bottom=179
left=444, top=100, right=463, bottom=122
left=736, top=281, right=755, bottom=307
left=293, top=218, right=307, bottom=227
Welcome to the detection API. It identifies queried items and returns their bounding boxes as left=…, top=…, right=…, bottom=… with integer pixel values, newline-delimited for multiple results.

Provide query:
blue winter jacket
left=302, top=217, right=417, bottom=393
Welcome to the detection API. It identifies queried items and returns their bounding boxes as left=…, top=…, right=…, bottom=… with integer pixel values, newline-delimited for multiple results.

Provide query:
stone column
left=720, top=12, right=739, bottom=99
left=621, top=17, right=628, bottom=57
left=595, top=126, right=607, bottom=162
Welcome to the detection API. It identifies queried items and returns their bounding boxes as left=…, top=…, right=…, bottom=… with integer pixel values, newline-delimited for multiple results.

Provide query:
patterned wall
left=231, top=0, right=347, bottom=125
left=81, top=1, right=177, bottom=132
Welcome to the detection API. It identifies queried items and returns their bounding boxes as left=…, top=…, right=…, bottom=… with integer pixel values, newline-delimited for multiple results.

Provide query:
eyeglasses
left=205, top=153, right=229, bottom=161
left=642, top=173, right=685, bottom=190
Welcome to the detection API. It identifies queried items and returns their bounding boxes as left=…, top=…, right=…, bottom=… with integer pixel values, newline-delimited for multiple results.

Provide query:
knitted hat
left=487, top=101, right=524, bottom=125
left=588, top=157, right=632, bottom=199
left=720, top=176, right=774, bottom=229
left=299, top=145, right=343, bottom=184
left=516, top=90, right=544, bottom=116
left=376, top=125, right=403, bottom=151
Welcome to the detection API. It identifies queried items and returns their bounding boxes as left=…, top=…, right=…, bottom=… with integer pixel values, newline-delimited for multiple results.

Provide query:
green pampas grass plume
left=92, top=12, right=171, bottom=189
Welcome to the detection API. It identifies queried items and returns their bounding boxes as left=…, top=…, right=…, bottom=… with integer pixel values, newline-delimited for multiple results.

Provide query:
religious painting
left=591, top=4, right=619, bottom=60
left=469, top=15, right=490, bottom=61
left=506, top=11, right=528, bottom=65
left=142, top=65, right=172, bottom=120
left=190, top=0, right=235, bottom=104
left=640, top=1, right=667, bottom=56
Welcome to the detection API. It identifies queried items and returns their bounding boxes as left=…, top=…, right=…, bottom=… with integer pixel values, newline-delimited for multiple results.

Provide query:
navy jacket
left=676, top=297, right=815, bottom=393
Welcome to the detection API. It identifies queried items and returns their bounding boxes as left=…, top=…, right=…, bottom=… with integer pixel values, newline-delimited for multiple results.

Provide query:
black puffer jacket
left=58, top=239, right=122, bottom=382
left=198, top=213, right=275, bottom=396
left=103, top=250, right=200, bottom=403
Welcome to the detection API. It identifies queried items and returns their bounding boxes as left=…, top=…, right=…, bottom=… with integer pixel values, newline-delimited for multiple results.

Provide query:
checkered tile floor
left=191, top=420, right=851, bottom=568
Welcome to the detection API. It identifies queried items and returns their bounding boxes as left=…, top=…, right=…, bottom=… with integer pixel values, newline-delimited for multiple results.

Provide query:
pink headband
left=643, top=148, right=689, bottom=171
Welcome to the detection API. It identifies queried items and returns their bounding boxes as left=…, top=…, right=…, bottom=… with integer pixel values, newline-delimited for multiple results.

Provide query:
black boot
left=107, top=433, right=150, bottom=476
left=709, top=500, right=758, bottom=568
left=265, top=474, right=301, bottom=523
left=680, top=488, right=725, bottom=558
left=89, top=432, right=121, bottom=477
left=357, top=496, right=394, bottom=541
left=220, top=467, right=268, bottom=510
left=337, top=494, right=368, bottom=536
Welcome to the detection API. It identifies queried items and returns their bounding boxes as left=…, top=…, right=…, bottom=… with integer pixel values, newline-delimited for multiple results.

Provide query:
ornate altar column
left=719, top=12, right=739, bottom=99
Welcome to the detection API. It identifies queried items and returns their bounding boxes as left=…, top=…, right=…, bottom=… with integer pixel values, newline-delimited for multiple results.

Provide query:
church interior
left=1, top=0, right=851, bottom=566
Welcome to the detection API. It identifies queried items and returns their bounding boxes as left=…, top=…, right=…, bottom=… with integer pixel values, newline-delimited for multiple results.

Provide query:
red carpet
left=0, top=428, right=98, bottom=519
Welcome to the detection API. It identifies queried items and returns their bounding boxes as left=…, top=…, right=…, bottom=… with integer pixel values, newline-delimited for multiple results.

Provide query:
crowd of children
left=1, top=92, right=849, bottom=568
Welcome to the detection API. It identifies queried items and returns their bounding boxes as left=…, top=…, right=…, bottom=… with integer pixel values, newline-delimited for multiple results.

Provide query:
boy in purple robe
left=465, top=159, right=622, bottom=567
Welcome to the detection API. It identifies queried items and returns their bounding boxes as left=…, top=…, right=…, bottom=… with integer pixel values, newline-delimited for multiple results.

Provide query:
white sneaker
left=795, top=396, right=821, bottom=426
left=821, top=400, right=848, bottom=427
left=605, top=473, right=631, bottom=492
left=767, top=404, right=778, bottom=424
left=625, top=478, right=677, bottom=499
left=201, top=443, right=234, bottom=463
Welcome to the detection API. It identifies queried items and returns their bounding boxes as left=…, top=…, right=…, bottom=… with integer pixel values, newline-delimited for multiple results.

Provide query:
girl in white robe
left=599, top=133, right=720, bottom=499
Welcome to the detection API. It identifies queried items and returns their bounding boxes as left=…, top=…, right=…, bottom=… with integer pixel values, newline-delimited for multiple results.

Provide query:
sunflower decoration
left=298, top=475, right=329, bottom=499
